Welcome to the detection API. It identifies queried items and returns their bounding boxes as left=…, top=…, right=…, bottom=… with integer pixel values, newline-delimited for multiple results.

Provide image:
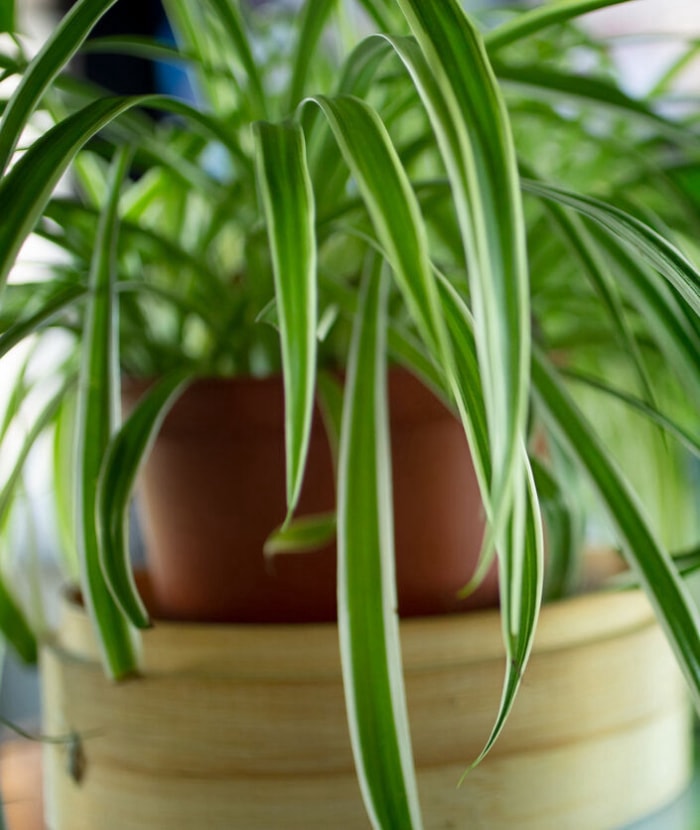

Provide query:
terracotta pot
left=122, top=369, right=497, bottom=622
left=41, top=570, right=692, bottom=829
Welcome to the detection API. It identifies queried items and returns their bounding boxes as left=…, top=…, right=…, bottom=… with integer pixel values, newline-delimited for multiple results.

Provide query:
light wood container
left=41, top=586, right=692, bottom=830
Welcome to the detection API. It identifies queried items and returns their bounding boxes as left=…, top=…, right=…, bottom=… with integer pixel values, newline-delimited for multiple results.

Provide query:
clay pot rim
left=57, top=550, right=642, bottom=665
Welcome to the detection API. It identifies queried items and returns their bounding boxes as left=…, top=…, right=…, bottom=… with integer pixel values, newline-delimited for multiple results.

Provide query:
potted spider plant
left=1, top=0, right=700, bottom=827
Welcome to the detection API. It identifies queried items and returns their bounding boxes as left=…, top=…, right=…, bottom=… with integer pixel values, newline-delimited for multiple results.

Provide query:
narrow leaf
left=204, top=0, right=267, bottom=118
left=0, top=0, right=118, bottom=175
left=485, top=0, right=634, bottom=52
left=0, top=577, right=35, bottom=664
left=338, top=262, right=422, bottom=830
left=523, top=178, right=700, bottom=316
left=0, top=94, right=154, bottom=293
left=0, top=283, right=85, bottom=359
left=98, top=370, right=192, bottom=628
left=0, top=0, right=14, bottom=33
left=532, top=351, right=700, bottom=711
left=263, top=512, right=336, bottom=558
left=389, top=0, right=530, bottom=559
left=253, top=121, right=317, bottom=519
left=75, top=147, right=138, bottom=680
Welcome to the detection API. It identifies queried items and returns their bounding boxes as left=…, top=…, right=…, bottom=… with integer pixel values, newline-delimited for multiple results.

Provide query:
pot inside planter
left=123, top=368, right=498, bottom=623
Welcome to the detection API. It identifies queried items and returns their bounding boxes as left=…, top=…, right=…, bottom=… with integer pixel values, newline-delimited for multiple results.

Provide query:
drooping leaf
left=563, top=368, right=700, bottom=458
left=0, top=94, right=154, bottom=293
left=253, top=121, right=317, bottom=520
left=389, top=0, right=530, bottom=559
left=263, top=512, right=337, bottom=558
left=485, top=0, right=634, bottom=53
left=74, top=147, right=139, bottom=680
left=523, top=178, right=700, bottom=316
left=532, top=350, right=700, bottom=711
left=0, top=0, right=118, bottom=175
left=97, top=370, right=192, bottom=628
left=0, top=0, right=14, bottom=33
left=337, top=261, right=422, bottom=830
left=0, top=577, right=35, bottom=665
left=0, top=283, right=86, bottom=359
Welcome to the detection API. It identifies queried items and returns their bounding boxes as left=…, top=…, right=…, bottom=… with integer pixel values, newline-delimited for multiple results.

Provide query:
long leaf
left=485, top=0, right=634, bottom=52
left=563, top=368, right=700, bottom=457
left=337, top=261, right=422, bottom=830
left=0, top=577, right=35, bottom=665
left=97, top=370, right=192, bottom=628
left=0, top=0, right=13, bottom=33
left=308, top=94, right=449, bottom=367
left=75, top=147, right=138, bottom=680
left=437, top=276, right=543, bottom=767
left=0, top=94, right=154, bottom=293
left=494, top=63, right=692, bottom=145
left=532, top=351, right=700, bottom=711
left=390, top=1, right=530, bottom=540
left=0, top=283, right=85, bottom=359
left=523, top=178, right=700, bottom=316
left=204, top=0, right=267, bottom=118
left=253, top=121, right=317, bottom=519
left=286, top=0, right=337, bottom=112
left=0, top=0, right=117, bottom=175
left=522, top=174, right=658, bottom=407
left=587, top=224, right=700, bottom=402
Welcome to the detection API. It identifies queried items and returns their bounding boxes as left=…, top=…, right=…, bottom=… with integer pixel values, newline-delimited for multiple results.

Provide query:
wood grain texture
left=42, top=584, right=692, bottom=829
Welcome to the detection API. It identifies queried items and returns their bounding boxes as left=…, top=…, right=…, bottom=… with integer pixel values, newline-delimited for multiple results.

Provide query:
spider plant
left=1, top=0, right=700, bottom=827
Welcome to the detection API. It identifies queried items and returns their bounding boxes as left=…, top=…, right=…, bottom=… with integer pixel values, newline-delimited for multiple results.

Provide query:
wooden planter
left=41, top=583, right=691, bottom=830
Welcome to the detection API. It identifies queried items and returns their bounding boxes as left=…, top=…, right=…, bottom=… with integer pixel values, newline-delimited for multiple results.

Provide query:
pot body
left=123, top=370, right=496, bottom=622
left=42, top=581, right=692, bottom=830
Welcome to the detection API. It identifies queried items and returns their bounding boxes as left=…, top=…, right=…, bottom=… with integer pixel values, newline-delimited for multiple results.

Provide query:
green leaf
left=522, top=175, right=658, bottom=408
left=337, top=261, right=422, bottom=830
left=253, top=121, right=317, bottom=519
left=436, top=276, right=544, bottom=768
left=204, top=0, right=267, bottom=119
left=263, top=512, right=337, bottom=558
left=0, top=94, right=154, bottom=294
left=97, top=370, right=192, bottom=628
left=286, top=0, right=337, bottom=112
left=0, top=0, right=14, bottom=33
left=532, top=351, right=700, bottom=711
left=531, top=455, right=584, bottom=601
left=562, top=368, right=700, bottom=458
left=523, top=178, right=700, bottom=317
left=485, top=0, right=634, bottom=52
left=0, top=0, right=118, bottom=175
left=0, top=577, right=35, bottom=665
left=75, top=147, right=138, bottom=680
left=0, top=379, right=71, bottom=539
left=390, top=0, right=530, bottom=545
left=494, top=63, right=691, bottom=144
left=308, top=93, right=450, bottom=369
left=0, top=283, right=85, bottom=359
left=469, top=456, right=543, bottom=771
left=586, top=225, right=700, bottom=403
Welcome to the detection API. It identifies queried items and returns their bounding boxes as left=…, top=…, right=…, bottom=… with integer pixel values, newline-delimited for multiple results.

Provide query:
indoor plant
left=1, top=0, right=699, bottom=827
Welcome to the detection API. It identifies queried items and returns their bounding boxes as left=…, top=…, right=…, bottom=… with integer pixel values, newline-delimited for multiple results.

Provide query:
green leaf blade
left=253, top=121, right=317, bottom=519
left=75, top=147, right=139, bottom=680
left=0, top=577, right=36, bottom=664
left=0, top=94, right=153, bottom=293
left=0, top=0, right=118, bottom=175
left=98, top=370, right=192, bottom=628
left=532, top=352, right=700, bottom=710
left=337, top=263, right=422, bottom=830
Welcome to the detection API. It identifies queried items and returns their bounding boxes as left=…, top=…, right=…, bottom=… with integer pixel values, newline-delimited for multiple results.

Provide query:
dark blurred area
left=60, top=0, right=164, bottom=93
